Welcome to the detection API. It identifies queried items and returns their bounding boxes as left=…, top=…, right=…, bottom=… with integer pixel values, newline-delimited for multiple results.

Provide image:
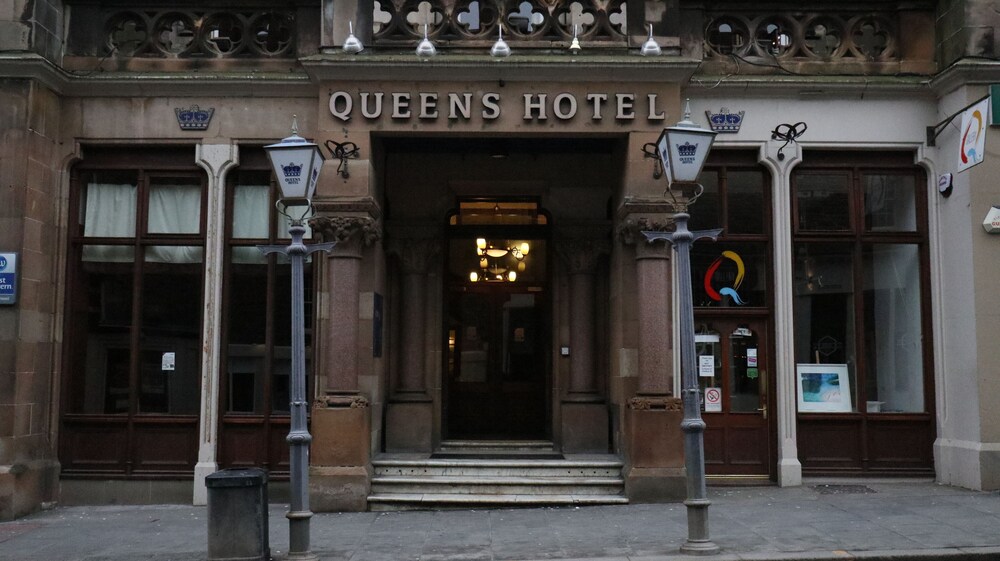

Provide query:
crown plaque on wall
left=174, top=105, right=215, bottom=131
left=706, top=108, right=745, bottom=133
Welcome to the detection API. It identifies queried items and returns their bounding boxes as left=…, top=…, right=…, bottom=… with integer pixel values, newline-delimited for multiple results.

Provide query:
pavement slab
left=0, top=481, right=998, bottom=561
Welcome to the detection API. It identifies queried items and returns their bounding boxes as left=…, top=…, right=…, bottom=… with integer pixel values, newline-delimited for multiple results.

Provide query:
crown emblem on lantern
left=705, top=108, right=745, bottom=133
left=677, top=142, right=698, bottom=162
left=173, top=105, right=215, bottom=131
left=282, top=163, right=303, bottom=178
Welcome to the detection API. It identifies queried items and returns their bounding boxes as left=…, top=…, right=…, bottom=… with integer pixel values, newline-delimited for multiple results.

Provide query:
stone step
left=368, top=453, right=627, bottom=510
left=367, top=492, right=629, bottom=511
left=371, top=475, right=625, bottom=495
left=372, top=458, right=624, bottom=478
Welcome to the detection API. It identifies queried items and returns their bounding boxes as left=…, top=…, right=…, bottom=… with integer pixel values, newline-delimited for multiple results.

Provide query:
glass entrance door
left=696, top=319, right=773, bottom=477
left=445, top=287, right=547, bottom=439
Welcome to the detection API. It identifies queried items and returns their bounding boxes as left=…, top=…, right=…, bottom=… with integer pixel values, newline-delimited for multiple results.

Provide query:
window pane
left=729, top=327, right=761, bottom=412
left=689, top=170, right=721, bottom=231
left=226, top=260, right=268, bottom=414
left=84, top=179, right=137, bottom=238
left=863, top=244, right=924, bottom=412
left=692, top=242, right=768, bottom=307
left=796, top=173, right=850, bottom=231
left=727, top=171, right=765, bottom=234
left=233, top=184, right=270, bottom=239
left=864, top=174, right=917, bottom=232
left=70, top=252, right=134, bottom=413
left=139, top=249, right=203, bottom=414
left=793, top=243, right=857, bottom=412
left=147, top=179, right=202, bottom=234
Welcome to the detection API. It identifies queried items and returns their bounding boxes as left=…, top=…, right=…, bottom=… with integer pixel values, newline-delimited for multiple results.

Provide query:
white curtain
left=83, top=182, right=137, bottom=262
left=233, top=184, right=270, bottom=239
left=148, top=183, right=202, bottom=234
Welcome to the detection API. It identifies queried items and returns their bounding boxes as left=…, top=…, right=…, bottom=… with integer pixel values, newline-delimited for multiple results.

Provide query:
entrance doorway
left=445, top=288, right=547, bottom=438
left=443, top=200, right=550, bottom=439
left=695, top=318, right=774, bottom=477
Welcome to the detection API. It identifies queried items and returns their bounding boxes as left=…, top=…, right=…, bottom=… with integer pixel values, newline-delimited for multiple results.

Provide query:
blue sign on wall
left=0, top=253, right=17, bottom=305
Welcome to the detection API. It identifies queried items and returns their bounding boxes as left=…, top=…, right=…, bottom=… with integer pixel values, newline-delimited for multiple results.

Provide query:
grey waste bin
left=206, top=468, right=270, bottom=561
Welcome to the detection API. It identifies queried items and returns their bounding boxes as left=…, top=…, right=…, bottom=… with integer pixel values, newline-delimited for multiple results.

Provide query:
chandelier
left=469, top=238, right=529, bottom=282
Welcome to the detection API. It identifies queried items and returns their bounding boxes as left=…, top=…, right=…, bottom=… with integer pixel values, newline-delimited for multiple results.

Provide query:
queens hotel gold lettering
left=329, top=91, right=667, bottom=122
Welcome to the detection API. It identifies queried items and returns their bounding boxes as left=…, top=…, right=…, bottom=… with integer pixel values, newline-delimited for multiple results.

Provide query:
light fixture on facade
left=655, top=99, right=717, bottom=187
left=641, top=24, right=661, bottom=56
left=469, top=238, right=529, bottom=282
left=264, top=115, right=324, bottom=206
left=491, top=25, right=511, bottom=57
left=569, top=25, right=581, bottom=53
left=416, top=24, right=436, bottom=56
left=343, top=21, right=363, bottom=53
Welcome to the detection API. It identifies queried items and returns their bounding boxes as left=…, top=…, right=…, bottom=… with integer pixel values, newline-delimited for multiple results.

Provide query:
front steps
left=368, top=441, right=628, bottom=510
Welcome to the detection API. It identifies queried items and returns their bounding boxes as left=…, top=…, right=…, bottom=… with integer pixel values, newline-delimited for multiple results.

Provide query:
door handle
left=757, top=405, right=767, bottom=420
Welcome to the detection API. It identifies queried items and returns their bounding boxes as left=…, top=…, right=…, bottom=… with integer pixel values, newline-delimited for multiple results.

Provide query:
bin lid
left=205, top=467, right=268, bottom=488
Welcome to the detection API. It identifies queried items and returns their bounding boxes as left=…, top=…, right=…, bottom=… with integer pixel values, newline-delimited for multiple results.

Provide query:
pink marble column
left=326, top=237, right=362, bottom=395
left=635, top=240, right=673, bottom=396
left=390, top=239, right=440, bottom=398
left=558, top=239, right=609, bottom=398
left=309, top=215, right=381, bottom=403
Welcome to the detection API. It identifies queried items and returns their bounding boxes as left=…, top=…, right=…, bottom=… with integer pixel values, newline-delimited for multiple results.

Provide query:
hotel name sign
left=328, top=90, right=669, bottom=123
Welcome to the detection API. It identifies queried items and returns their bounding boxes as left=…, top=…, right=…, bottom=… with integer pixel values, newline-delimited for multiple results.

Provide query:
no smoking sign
left=705, top=387, right=722, bottom=412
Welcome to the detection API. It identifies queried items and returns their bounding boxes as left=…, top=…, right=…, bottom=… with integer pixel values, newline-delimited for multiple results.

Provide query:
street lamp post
left=260, top=118, right=334, bottom=561
left=642, top=101, right=720, bottom=555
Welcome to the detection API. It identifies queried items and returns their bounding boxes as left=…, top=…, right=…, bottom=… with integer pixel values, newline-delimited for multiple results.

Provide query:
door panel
left=697, top=319, right=773, bottom=476
left=446, top=289, right=547, bottom=439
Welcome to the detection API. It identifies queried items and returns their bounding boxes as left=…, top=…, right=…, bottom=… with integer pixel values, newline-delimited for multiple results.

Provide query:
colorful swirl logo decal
left=961, top=108, right=985, bottom=165
left=703, top=250, right=746, bottom=305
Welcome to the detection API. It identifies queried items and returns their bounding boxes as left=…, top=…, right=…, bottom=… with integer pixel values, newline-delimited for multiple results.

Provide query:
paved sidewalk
left=1, top=480, right=999, bottom=561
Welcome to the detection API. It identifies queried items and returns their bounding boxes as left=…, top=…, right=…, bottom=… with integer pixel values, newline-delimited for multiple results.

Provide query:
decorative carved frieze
left=319, top=395, right=370, bottom=409
left=627, top=396, right=683, bottom=411
left=388, top=238, right=442, bottom=274
left=556, top=238, right=610, bottom=274
left=310, top=215, right=382, bottom=246
left=372, top=0, right=628, bottom=48
left=69, top=6, right=298, bottom=58
left=704, top=10, right=900, bottom=62
left=617, top=217, right=675, bottom=246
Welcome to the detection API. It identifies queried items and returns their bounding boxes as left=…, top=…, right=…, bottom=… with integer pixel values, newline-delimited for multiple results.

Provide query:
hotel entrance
left=443, top=201, right=550, bottom=439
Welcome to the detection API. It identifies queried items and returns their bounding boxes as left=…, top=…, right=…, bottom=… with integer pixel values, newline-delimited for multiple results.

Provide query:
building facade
left=1, top=0, right=999, bottom=519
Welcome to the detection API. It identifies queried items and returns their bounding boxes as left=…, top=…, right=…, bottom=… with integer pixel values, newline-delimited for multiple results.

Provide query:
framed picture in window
left=796, top=364, right=852, bottom=412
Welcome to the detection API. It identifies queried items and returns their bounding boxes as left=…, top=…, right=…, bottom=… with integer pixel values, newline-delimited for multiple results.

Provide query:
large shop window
left=792, top=154, right=933, bottom=473
left=217, top=157, right=314, bottom=473
left=62, top=151, right=205, bottom=476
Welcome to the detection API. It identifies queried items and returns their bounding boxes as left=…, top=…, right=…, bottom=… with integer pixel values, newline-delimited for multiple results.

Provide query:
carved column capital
left=627, top=396, right=682, bottom=411
left=617, top=216, right=676, bottom=246
left=556, top=238, right=610, bottom=274
left=310, top=215, right=382, bottom=247
left=388, top=238, right=442, bottom=274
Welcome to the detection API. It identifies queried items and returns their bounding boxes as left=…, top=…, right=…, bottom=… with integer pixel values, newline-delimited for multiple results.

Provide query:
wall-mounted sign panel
left=958, top=97, right=990, bottom=172
left=0, top=253, right=17, bottom=305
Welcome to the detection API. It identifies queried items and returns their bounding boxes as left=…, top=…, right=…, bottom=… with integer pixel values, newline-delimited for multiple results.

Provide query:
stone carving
left=628, top=396, right=683, bottom=411
left=89, top=8, right=296, bottom=58
left=372, top=0, right=627, bottom=47
left=388, top=239, right=442, bottom=274
left=617, top=217, right=675, bottom=245
left=704, top=10, right=897, bottom=61
left=319, top=395, right=370, bottom=408
left=556, top=238, right=610, bottom=274
left=309, top=216, right=382, bottom=246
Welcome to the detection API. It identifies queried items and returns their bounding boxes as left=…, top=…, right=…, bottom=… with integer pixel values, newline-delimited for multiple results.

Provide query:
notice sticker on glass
left=705, top=387, right=722, bottom=412
left=699, top=355, right=715, bottom=377
left=747, top=348, right=758, bottom=367
left=161, top=352, right=175, bottom=371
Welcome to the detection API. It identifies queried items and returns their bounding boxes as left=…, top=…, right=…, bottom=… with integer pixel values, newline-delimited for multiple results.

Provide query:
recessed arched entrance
left=379, top=136, right=620, bottom=450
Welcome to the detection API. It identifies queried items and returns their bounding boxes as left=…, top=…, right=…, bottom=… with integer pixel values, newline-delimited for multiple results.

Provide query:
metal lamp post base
left=680, top=499, right=719, bottom=554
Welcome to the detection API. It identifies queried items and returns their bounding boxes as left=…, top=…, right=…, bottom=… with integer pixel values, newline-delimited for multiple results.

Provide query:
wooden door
left=696, top=319, right=773, bottom=477
left=445, top=287, right=547, bottom=439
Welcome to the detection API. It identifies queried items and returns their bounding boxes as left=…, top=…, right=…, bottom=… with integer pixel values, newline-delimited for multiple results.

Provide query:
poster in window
left=796, top=364, right=852, bottom=412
